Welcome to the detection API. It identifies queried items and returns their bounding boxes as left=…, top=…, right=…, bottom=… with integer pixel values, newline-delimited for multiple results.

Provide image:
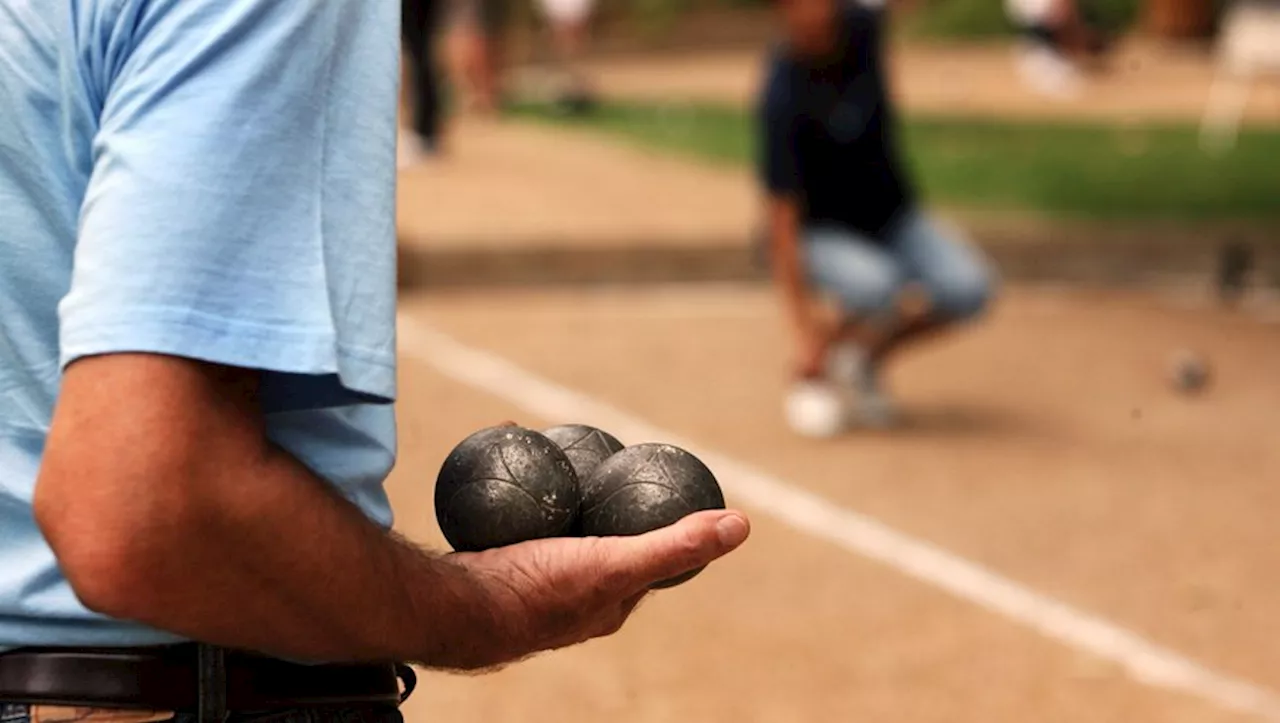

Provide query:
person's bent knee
left=929, top=268, right=996, bottom=323
left=804, top=227, right=902, bottom=321
left=832, top=277, right=901, bottom=321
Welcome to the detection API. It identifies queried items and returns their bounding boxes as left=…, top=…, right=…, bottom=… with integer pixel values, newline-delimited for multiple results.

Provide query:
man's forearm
left=768, top=209, right=814, bottom=331
left=116, top=444, right=501, bottom=666
left=38, top=348, right=749, bottom=674
left=35, top=355, right=507, bottom=668
left=772, top=244, right=808, bottom=318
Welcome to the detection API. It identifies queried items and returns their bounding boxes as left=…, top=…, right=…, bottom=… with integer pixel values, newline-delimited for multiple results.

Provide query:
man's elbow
left=35, top=353, right=266, bottom=620
left=33, top=463, right=194, bottom=621
left=44, top=530, right=159, bottom=621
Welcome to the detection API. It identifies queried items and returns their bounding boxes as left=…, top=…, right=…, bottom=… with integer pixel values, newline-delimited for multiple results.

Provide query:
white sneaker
left=854, top=384, right=898, bottom=430
left=784, top=379, right=847, bottom=439
left=827, top=341, right=898, bottom=429
left=825, top=340, right=870, bottom=388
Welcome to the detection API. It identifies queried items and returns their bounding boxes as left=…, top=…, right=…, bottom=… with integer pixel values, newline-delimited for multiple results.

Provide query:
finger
left=605, top=510, right=750, bottom=593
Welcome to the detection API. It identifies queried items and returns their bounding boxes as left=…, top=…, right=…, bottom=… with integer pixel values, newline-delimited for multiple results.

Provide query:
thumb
left=611, top=510, right=750, bottom=592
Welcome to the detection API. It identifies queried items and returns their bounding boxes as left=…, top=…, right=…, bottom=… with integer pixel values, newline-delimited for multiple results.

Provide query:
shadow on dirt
left=890, top=403, right=1034, bottom=437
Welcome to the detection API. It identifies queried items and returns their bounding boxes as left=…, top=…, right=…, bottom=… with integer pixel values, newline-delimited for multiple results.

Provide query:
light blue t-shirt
left=0, top=0, right=400, bottom=649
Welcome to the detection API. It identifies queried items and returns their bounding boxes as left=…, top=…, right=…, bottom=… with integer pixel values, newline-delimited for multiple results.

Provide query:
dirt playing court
left=385, top=283, right=1280, bottom=723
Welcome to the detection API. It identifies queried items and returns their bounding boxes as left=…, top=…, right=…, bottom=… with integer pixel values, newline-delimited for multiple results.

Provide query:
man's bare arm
left=769, top=196, right=834, bottom=372
left=35, top=354, right=748, bottom=668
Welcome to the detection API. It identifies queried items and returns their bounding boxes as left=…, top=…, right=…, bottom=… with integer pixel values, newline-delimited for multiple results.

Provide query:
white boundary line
left=398, top=315, right=1280, bottom=722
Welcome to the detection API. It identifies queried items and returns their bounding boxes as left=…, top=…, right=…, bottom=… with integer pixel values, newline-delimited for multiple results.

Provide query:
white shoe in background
left=854, top=382, right=898, bottom=430
left=827, top=341, right=898, bottom=430
left=784, top=379, right=847, bottom=439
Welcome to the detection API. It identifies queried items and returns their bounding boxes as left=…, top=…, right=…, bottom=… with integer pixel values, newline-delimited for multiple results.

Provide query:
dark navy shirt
left=758, top=3, right=915, bottom=241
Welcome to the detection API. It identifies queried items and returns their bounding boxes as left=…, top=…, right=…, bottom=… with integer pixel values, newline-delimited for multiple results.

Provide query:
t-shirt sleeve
left=61, top=0, right=399, bottom=410
left=758, top=65, right=802, bottom=197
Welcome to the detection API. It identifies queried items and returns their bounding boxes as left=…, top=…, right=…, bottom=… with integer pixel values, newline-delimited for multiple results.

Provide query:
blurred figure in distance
left=401, top=0, right=445, bottom=165
left=446, top=0, right=510, bottom=115
left=536, top=0, right=600, bottom=114
left=760, top=0, right=997, bottom=436
left=1007, top=0, right=1112, bottom=98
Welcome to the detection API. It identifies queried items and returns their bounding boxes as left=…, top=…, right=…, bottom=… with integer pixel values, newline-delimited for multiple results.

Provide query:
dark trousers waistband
left=0, top=645, right=412, bottom=723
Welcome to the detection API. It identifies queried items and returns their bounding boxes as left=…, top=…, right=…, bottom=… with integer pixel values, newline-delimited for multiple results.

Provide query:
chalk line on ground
left=398, top=315, right=1280, bottom=722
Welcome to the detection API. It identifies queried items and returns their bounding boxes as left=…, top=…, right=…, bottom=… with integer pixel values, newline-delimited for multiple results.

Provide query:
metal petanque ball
left=434, top=425, right=580, bottom=552
left=579, top=443, right=726, bottom=588
left=542, top=424, right=626, bottom=485
left=1170, top=350, right=1211, bottom=395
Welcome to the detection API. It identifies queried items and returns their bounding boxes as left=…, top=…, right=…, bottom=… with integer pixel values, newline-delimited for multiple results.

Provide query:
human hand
left=443, top=509, right=750, bottom=669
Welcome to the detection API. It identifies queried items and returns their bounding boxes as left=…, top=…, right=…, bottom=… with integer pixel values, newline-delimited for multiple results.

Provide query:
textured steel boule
left=435, top=425, right=580, bottom=552
left=579, top=443, right=725, bottom=588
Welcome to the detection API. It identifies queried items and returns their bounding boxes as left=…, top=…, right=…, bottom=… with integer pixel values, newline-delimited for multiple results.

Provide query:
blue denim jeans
left=805, top=210, right=996, bottom=323
left=0, top=706, right=401, bottom=723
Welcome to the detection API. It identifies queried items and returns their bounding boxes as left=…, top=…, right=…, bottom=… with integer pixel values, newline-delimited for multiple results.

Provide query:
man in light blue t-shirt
left=0, top=2, right=748, bottom=722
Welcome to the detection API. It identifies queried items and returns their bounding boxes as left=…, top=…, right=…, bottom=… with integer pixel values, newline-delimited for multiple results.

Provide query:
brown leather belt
left=0, top=645, right=409, bottom=716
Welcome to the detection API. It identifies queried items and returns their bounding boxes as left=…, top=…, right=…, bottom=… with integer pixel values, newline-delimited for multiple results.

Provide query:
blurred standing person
left=402, top=0, right=445, bottom=164
left=446, top=0, right=510, bottom=114
left=760, top=0, right=996, bottom=436
left=1007, top=0, right=1111, bottom=97
left=537, top=0, right=599, bottom=113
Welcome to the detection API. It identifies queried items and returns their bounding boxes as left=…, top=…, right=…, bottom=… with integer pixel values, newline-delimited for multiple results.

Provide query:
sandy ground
left=397, top=120, right=755, bottom=250
left=385, top=283, right=1280, bottom=723
left=573, top=42, right=1280, bottom=123
left=390, top=40, right=1280, bottom=719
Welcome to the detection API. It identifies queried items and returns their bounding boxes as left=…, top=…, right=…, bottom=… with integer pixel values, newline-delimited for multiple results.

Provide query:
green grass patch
left=509, top=100, right=1280, bottom=220
left=899, top=0, right=1018, bottom=39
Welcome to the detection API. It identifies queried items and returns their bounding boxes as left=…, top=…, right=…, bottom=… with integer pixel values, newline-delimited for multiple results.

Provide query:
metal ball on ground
left=579, top=443, right=726, bottom=588
left=1217, top=240, right=1252, bottom=306
left=435, top=425, right=580, bottom=552
left=1169, top=349, right=1211, bottom=395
